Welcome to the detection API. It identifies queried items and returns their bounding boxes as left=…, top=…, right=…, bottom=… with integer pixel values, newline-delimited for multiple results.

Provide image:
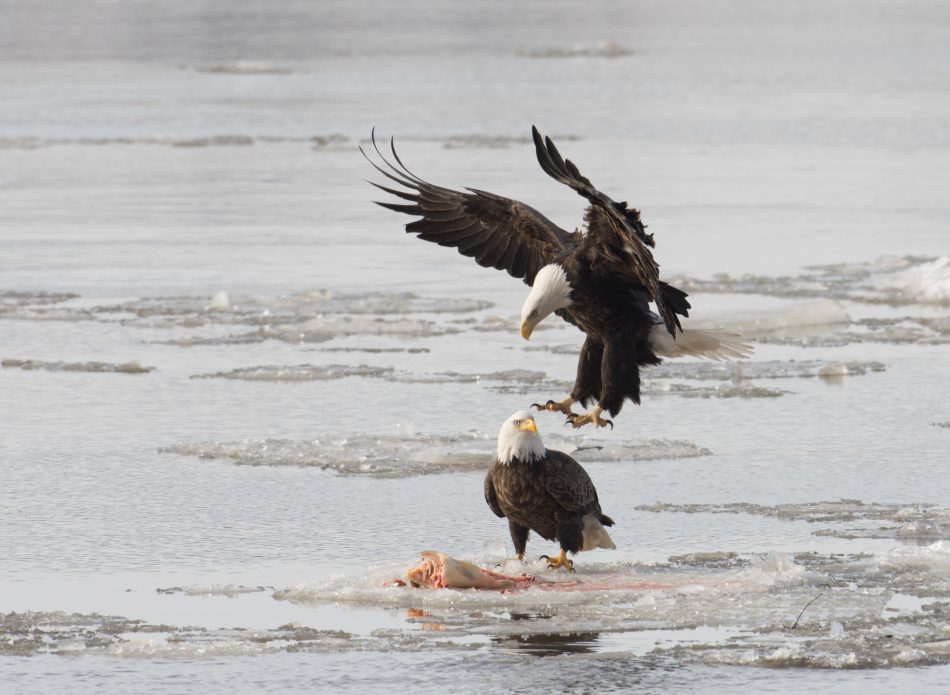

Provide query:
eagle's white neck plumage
left=497, top=411, right=546, bottom=465
left=522, top=264, right=573, bottom=324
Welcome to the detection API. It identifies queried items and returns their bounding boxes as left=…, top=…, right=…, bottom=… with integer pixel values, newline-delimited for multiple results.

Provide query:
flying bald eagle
left=484, top=410, right=615, bottom=570
left=364, top=127, right=751, bottom=428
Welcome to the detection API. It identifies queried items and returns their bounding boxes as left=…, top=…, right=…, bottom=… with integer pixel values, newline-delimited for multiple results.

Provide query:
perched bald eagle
left=364, top=127, right=751, bottom=428
left=484, top=410, right=615, bottom=570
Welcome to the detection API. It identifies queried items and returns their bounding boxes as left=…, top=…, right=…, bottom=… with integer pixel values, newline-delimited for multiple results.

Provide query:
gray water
left=2, top=1, right=950, bottom=693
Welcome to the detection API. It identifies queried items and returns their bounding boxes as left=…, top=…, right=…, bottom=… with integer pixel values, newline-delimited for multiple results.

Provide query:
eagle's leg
left=530, top=395, right=574, bottom=416
left=539, top=549, right=575, bottom=572
left=565, top=406, right=613, bottom=430
left=544, top=337, right=602, bottom=422
left=509, top=521, right=529, bottom=561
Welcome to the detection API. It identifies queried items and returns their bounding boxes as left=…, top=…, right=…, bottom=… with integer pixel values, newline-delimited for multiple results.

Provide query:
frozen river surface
left=2, top=1, right=949, bottom=693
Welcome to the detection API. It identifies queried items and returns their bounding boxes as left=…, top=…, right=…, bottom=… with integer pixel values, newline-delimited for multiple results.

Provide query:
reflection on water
left=493, top=630, right=601, bottom=657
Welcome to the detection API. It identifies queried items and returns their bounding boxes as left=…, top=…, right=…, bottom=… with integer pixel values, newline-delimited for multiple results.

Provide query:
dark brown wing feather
left=484, top=469, right=504, bottom=518
left=363, top=131, right=577, bottom=286
left=531, top=126, right=684, bottom=336
left=540, top=450, right=600, bottom=514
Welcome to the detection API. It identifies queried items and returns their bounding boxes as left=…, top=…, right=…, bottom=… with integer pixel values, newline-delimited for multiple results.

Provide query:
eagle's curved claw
left=539, top=551, right=575, bottom=573
left=531, top=396, right=575, bottom=416
left=565, top=407, right=613, bottom=430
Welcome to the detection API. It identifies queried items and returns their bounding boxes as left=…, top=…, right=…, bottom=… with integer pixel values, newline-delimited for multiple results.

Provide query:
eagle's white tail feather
left=649, top=326, right=754, bottom=361
left=581, top=514, right=616, bottom=551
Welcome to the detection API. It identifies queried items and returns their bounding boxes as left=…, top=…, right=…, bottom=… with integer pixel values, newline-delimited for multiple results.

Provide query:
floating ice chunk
left=2, top=288, right=491, bottom=337
left=668, top=552, right=742, bottom=568
left=747, top=553, right=805, bottom=585
left=675, top=584, right=706, bottom=595
left=54, top=639, right=88, bottom=653
left=0, top=290, right=78, bottom=307
left=0, top=610, right=476, bottom=657
left=647, top=360, right=884, bottom=382
left=636, top=499, right=946, bottom=524
left=156, top=584, right=268, bottom=598
left=761, top=644, right=805, bottom=664
left=874, top=540, right=950, bottom=574
left=717, top=300, right=851, bottom=336
left=191, top=61, right=298, bottom=75
left=549, top=436, right=712, bottom=463
left=818, top=363, right=849, bottom=380
left=2, top=358, right=152, bottom=374
left=192, top=364, right=395, bottom=382
left=677, top=255, right=950, bottom=306
left=520, top=41, right=632, bottom=59
left=205, top=290, right=231, bottom=311
left=894, top=648, right=929, bottom=664
left=874, top=256, right=950, bottom=302
left=162, top=431, right=711, bottom=477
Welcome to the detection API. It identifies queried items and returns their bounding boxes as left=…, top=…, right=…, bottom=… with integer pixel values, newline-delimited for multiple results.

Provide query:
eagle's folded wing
left=541, top=450, right=599, bottom=513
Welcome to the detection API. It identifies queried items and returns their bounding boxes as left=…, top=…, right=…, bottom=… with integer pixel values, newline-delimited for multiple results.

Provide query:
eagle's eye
left=529, top=309, right=539, bottom=318
left=513, top=419, right=521, bottom=426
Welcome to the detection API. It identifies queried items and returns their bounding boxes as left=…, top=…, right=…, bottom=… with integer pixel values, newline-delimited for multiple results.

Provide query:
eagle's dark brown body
left=484, top=449, right=614, bottom=558
left=556, top=258, right=666, bottom=415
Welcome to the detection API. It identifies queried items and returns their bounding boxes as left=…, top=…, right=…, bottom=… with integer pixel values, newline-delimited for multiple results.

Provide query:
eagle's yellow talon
left=531, top=396, right=575, bottom=416
left=566, top=406, right=612, bottom=430
left=540, top=549, right=575, bottom=572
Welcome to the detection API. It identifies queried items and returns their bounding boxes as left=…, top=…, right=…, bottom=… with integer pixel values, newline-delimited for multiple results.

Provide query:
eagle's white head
left=497, top=410, right=546, bottom=465
left=520, top=264, right=573, bottom=340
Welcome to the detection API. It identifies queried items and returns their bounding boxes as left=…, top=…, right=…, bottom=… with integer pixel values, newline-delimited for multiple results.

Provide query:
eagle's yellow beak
left=519, top=419, right=538, bottom=433
left=520, top=321, right=533, bottom=340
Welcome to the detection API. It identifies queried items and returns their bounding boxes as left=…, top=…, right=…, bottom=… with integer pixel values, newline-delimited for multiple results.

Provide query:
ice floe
left=721, top=299, right=851, bottom=336
left=191, top=359, right=882, bottom=400
left=0, top=290, right=79, bottom=307
left=639, top=500, right=950, bottom=545
left=192, top=363, right=571, bottom=393
left=2, top=358, right=152, bottom=374
left=0, top=134, right=351, bottom=150
left=156, top=585, right=269, bottom=598
left=3, top=270, right=943, bottom=349
left=0, top=611, right=473, bottom=657
left=647, top=359, right=885, bottom=382
left=269, top=543, right=950, bottom=668
left=271, top=547, right=950, bottom=667
left=1, top=288, right=490, bottom=329
left=160, top=431, right=710, bottom=477
left=677, top=256, right=950, bottom=306
left=755, top=315, right=950, bottom=347
left=519, top=41, right=632, bottom=59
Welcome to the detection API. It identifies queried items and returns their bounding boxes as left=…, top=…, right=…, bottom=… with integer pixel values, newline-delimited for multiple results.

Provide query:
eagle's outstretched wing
left=541, top=450, right=600, bottom=514
left=531, top=126, right=687, bottom=336
left=363, top=131, right=577, bottom=286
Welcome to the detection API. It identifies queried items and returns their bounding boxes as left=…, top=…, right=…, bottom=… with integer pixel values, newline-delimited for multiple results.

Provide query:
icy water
left=2, top=1, right=950, bottom=693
